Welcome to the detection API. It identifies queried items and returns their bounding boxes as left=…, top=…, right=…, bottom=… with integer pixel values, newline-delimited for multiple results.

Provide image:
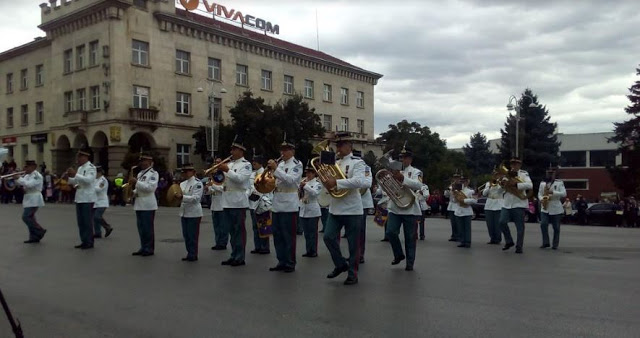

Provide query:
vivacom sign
left=179, top=0, right=280, bottom=35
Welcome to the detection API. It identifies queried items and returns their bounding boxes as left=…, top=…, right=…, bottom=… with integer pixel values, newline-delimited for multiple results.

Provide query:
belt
left=137, top=192, right=153, bottom=197
left=274, top=188, right=297, bottom=193
left=223, top=187, right=245, bottom=192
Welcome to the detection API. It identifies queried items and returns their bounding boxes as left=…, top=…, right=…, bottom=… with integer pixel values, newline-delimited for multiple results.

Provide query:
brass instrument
left=497, top=161, right=527, bottom=200
left=541, top=182, right=552, bottom=210
left=1, top=171, right=25, bottom=191
left=204, top=155, right=233, bottom=186
left=121, top=166, right=138, bottom=204
left=254, top=156, right=282, bottom=194
left=310, top=140, right=349, bottom=198
left=477, top=180, right=498, bottom=194
left=298, top=178, right=309, bottom=204
left=453, top=188, right=469, bottom=207
left=0, top=171, right=25, bottom=179
left=374, top=150, right=416, bottom=209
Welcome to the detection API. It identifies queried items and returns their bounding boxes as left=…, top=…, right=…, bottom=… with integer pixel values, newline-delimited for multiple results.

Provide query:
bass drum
left=317, top=187, right=331, bottom=208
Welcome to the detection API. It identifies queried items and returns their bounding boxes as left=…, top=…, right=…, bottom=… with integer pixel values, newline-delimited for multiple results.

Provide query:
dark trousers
left=320, top=208, right=329, bottom=232
left=225, top=208, right=247, bottom=262
left=272, top=211, right=298, bottom=269
left=448, top=210, right=458, bottom=240
left=324, top=214, right=362, bottom=279
left=500, top=207, right=526, bottom=249
left=250, top=209, right=269, bottom=252
left=76, top=203, right=94, bottom=246
left=386, top=213, right=419, bottom=267
left=22, top=207, right=45, bottom=241
left=181, top=217, right=201, bottom=259
left=211, top=210, right=228, bottom=247
left=419, top=211, right=426, bottom=239
left=93, top=207, right=111, bottom=236
left=360, top=211, right=368, bottom=258
left=541, top=213, right=561, bottom=248
left=300, top=216, right=319, bottom=255
left=485, top=209, right=502, bottom=243
left=456, top=215, right=472, bottom=245
left=136, top=210, right=155, bottom=253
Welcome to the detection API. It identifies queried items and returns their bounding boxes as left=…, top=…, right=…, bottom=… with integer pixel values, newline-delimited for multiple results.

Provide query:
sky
left=1, top=0, right=639, bottom=148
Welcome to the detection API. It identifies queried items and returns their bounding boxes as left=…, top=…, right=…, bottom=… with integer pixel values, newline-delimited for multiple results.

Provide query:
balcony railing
left=129, top=107, right=159, bottom=122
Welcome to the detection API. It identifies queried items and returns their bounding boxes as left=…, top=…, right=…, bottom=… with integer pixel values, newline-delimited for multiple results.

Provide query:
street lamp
left=197, top=82, right=227, bottom=160
left=506, top=94, right=538, bottom=158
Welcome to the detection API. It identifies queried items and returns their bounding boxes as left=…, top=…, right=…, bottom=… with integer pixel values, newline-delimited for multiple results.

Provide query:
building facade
left=0, top=0, right=382, bottom=176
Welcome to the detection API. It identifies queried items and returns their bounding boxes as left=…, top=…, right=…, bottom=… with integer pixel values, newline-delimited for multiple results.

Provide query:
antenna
left=315, top=8, right=320, bottom=51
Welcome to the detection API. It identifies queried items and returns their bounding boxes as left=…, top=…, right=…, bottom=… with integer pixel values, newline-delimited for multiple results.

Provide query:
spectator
left=626, top=197, right=638, bottom=228
left=428, top=190, right=441, bottom=216
left=51, top=174, right=60, bottom=202
left=615, top=200, right=625, bottom=227
left=562, top=198, right=573, bottom=223
left=113, top=173, right=125, bottom=206
left=575, top=195, right=588, bottom=225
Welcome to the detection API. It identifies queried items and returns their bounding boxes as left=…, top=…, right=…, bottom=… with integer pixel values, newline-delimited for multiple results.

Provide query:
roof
left=0, top=37, right=51, bottom=62
left=175, top=9, right=382, bottom=80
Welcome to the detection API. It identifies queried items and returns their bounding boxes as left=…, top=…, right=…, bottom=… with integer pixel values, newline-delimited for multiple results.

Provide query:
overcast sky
left=2, top=0, right=639, bottom=148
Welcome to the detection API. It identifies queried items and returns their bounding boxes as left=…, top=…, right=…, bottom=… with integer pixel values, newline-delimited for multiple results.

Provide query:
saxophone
left=541, top=182, right=552, bottom=210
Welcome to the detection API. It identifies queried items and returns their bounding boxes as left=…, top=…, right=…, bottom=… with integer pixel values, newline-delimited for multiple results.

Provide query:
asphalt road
left=0, top=204, right=638, bottom=338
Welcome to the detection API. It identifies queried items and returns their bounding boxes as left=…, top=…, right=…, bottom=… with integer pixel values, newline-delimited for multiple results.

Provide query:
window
left=176, top=144, right=190, bottom=168
left=6, top=108, right=13, bottom=128
left=37, top=143, right=44, bottom=155
left=76, top=45, right=85, bottom=69
left=133, top=86, right=149, bottom=109
left=356, top=91, right=364, bottom=108
left=21, top=144, right=28, bottom=160
left=6, top=73, right=13, bottom=93
left=304, top=80, right=314, bottom=99
left=132, top=40, right=149, bottom=66
left=357, top=119, right=364, bottom=134
left=560, top=151, right=586, bottom=167
left=90, top=86, right=100, bottom=110
left=176, top=92, right=191, bottom=115
left=209, top=97, right=221, bottom=120
left=261, top=70, right=272, bottom=90
left=341, top=117, right=349, bottom=131
left=283, top=75, right=294, bottom=94
left=20, top=69, right=28, bottom=90
left=64, top=91, right=73, bottom=113
left=133, top=0, right=147, bottom=8
left=340, top=87, right=349, bottom=105
left=323, top=84, right=332, bottom=101
left=322, top=114, right=332, bottom=131
left=175, top=50, right=190, bottom=74
left=21, top=105, right=28, bottom=126
left=89, top=40, right=99, bottom=66
left=236, top=64, right=248, bottom=85
left=36, top=102, right=43, bottom=124
left=35, top=65, right=43, bottom=86
left=208, top=58, right=221, bottom=80
left=589, top=150, right=616, bottom=167
left=563, top=180, right=588, bottom=190
left=63, top=49, right=73, bottom=73
left=76, top=88, right=86, bottom=111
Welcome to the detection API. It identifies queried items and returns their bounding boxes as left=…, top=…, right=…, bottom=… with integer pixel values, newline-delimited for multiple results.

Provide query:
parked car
left=470, top=197, right=486, bottom=220
left=585, top=203, right=618, bottom=226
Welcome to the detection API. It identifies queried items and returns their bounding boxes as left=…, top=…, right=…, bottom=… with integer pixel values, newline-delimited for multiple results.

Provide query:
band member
left=268, top=135, right=303, bottom=273
left=16, top=160, right=46, bottom=243
left=248, top=154, right=270, bottom=254
left=208, top=157, right=228, bottom=250
left=93, top=166, right=113, bottom=238
left=499, top=157, right=533, bottom=254
left=482, top=169, right=504, bottom=244
left=454, top=175, right=476, bottom=248
left=299, top=162, right=322, bottom=257
left=220, top=136, right=252, bottom=267
left=131, top=152, right=159, bottom=257
left=538, top=167, right=566, bottom=250
left=322, top=132, right=369, bottom=285
left=399, top=149, right=427, bottom=240
left=67, top=149, right=97, bottom=249
left=444, top=172, right=462, bottom=241
left=175, top=164, right=203, bottom=261
left=353, top=149, right=373, bottom=264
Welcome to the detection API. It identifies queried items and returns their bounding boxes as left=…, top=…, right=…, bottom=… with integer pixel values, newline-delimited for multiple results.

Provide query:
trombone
left=0, top=171, right=25, bottom=180
left=204, top=155, right=233, bottom=186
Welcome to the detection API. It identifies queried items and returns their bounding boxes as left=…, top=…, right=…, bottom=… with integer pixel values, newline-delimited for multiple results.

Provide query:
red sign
left=2, top=137, right=16, bottom=144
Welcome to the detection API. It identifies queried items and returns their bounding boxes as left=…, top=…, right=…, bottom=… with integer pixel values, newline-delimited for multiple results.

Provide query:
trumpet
left=254, top=156, right=282, bottom=194
left=0, top=171, right=25, bottom=179
left=204, top=155, right=233, bottom=186
left=477, top=179, right=498, bottom=193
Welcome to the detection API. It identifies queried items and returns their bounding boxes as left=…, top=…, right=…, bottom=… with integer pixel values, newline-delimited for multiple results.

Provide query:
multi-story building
left=0, top=0, right=382, bottom=176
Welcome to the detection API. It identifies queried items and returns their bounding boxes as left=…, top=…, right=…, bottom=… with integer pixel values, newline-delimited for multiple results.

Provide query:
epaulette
left=293, top=159, right=300, bottom=164
left=351, top=156, right=361, bottom=160
left=88, top=163, right=95, bottom=167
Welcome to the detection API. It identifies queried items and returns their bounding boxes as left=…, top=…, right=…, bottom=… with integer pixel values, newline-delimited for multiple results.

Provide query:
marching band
left=1, top=131, right=556, bottom=287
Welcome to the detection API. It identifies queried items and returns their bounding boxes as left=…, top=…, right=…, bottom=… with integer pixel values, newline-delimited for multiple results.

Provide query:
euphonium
left=497, top=161, right=527, bottom=200
left=254, top=156, right=282, bottom=194
left=374, top=150, right=415, bottom=209
left=204, top=155, right=233, bottom=185
left=453, top=188, right=469, bottom=207
left=121, top=166, right=138, bottom=204
left=310, top=140, right=348, bottom=198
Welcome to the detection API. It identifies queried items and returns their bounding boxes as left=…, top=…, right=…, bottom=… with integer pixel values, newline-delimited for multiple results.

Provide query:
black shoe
left=448, top=238, right=457, bottom=242
left=515, top=248, right=523, bottom=254
left=489, top=241, right=501, bottom=245
left=327, top=265, right=349, bottom=279
left=141, top=252, right=154, bottom=257
left=297, top=232, right=304, bottom=236
left=552, top=247, right=558, bottom=250
left=392, top=255, right=406, bottom=265
left=341, top=235, right=347, bottom=238
left=39, top=229, right=47, bottom=239
left=105, top=228, right=113, bottom=238
left=319, top=230, right=324, bottom=233
left=282, top=266, right=295, bottom=273
left=359, top=257, right=365, bottom=264
left=258, top=250, right=271, bottom=255
left=380, top=238, right=389, bottom=242
left=405, top=266, right=414, bottom=271
left=132, top=250, right=143, bottom=256
left=182, top=256, right=197, bottom=261
left=24, top=239, right=40, bottom=243
left=269, top=265, right=285, bottom=271
left=221, top=259, right=234, bottom=266
left=420, top=237, right=425, bottom=240
left=457, top=244, right=466, bottom=247
left=343, top=277, right=358, bottom=285
left=250, top=249, right=259, bottom=254
left=302, top=253, right=318, bottom=257
left=80, top=244, right=94, bottom=250
left=211, top=245, right=226, bottom=250
left=502, top=243, right=515, bottom=251
left=540, top=244, right=550, bottom=249
left=74, top=244, right=84, bottom=249
left=230, top=260, right=246, bottom=267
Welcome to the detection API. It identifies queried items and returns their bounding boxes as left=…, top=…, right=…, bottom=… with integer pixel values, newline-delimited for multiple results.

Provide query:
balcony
left=128, top=107, right=160, bottom=131
left=62, top=110, right=89, bottom=132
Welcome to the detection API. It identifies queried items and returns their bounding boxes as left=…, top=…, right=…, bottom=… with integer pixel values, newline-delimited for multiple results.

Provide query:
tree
left=462, top=132, right=494, bottom=185
left=192, top=123, right=235, bottom=163
left=608, top=65, right=640, bottom=196
left=120, top=150, right=167, bottom=173
left=498, top=89, right=561, bottom=188
left=376, top=120, right=466, bottom=190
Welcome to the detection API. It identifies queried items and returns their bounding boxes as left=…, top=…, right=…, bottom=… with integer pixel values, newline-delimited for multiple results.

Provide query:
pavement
left=0, top=203, right=639, bottom=338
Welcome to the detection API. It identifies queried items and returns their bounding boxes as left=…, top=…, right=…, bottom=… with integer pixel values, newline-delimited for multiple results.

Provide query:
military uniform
left=299, top=176, right=323, bottom=257
left=499, top=168, right=533, bottom=253
left=482, top=182, right=504, bottom=244
left=69, top=159, right=97, bottom=249
left=271, top=157, right=303, bottom=271
left=17, top=167, right=46, bottom=243
left=538, top=179, right=566, bottom=249
left=93, top=173, right=113, bottom=238
left=318, top=187, right=330, bottom=233
left=133, top=165, right=159, bottom=255
left=444, top=178, right=460, bottom=241
left=208, top=182, right=227, bottom=249
left=248, top=166, right=270, bottom=253
left=359, top=165, right=374, bottom=262
left=179, top=174, right=204, bottom=261
left=221, top=157, right=252, bottom=266
left=454, top=185, right=477, bottom=248
left=323, top=151, right=368, bottom=284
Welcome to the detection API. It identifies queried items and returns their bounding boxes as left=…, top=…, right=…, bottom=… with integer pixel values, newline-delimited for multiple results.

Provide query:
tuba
left=121, top=166, right=138, bottom=204
left=374, top=150, right=415, bottom=209
left=204, top=155, right=232, bottom=186
left=310, top=140, right=348, bottom=198
left=497, top=161, right=528, bottom=200
left=254, top=156, right=281, bottom=194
